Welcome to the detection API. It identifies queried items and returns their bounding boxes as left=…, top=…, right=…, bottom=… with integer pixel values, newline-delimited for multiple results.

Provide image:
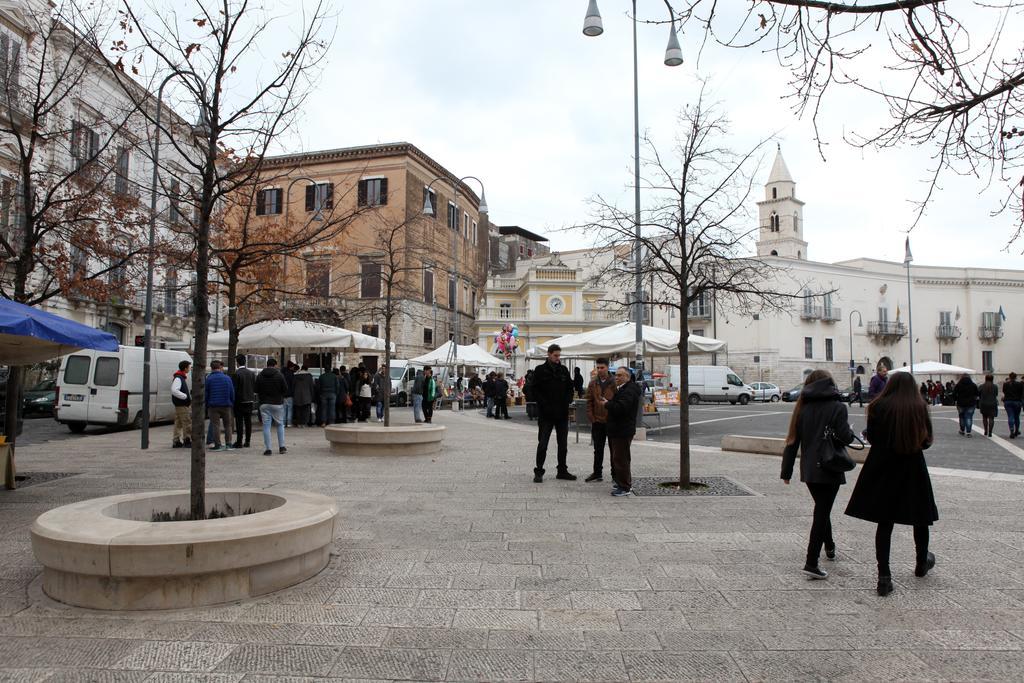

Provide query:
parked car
left=838, top=386, right=860, bottom=404
left=23, top=379, right=56, bottom=416
left=781, top=384, right=803, bottom=402
left=749, top=382, right=782, bottom=402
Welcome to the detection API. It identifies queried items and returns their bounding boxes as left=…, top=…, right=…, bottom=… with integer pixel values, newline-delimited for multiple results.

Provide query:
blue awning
left=0, top=298, right=119, bottom=364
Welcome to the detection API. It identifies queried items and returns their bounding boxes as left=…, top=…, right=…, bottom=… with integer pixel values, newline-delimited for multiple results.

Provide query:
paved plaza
left=2, top=409, right=1024, bottom=681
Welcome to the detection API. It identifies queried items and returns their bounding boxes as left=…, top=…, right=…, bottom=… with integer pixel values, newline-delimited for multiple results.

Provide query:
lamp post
left=904, top=237, right=914, bottom=372
left=583, top=0, right=683, bottom=376
left=848, top=309, right=862, bottom=389
left=422, top=175, right=488, bottom=370
left=142, top=71, right=206, bottom=450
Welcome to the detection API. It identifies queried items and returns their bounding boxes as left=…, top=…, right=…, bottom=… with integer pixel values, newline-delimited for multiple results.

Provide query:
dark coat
left=494, top=379, right=509, bottom=402
left=255, top=367, right=288, bottom=405
left=979, top=381, right=999, bottom=417
left=371, top=372, right=388, bottom=401
left=605, top=380, right=642, bottom=438
left=780, top=379, right=855, bottom=485
left=1003, top=380, right=1024, bottom=402
left=532, top=360, right=574, bottom=420
left=292, top=371, right=315, bottom=405
left=845, top=406, right=938, bottom=526
left=231, top=366, right=256, bottom=404
left=318, top=371, right=340, bottom=396
left=283, top=367, right=295, bottom=398
left=953, top=377, right=979, bottom=408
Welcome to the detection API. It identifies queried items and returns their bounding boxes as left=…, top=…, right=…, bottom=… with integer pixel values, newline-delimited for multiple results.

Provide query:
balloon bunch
left=494, top=323, right=519, bottom=359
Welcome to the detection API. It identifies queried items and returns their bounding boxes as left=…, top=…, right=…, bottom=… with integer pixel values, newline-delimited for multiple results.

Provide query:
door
left=726, top=372, right=745, bottom=401
left=89, top=354, right=122, bottom=423
left=59, top=355, right=92, bottom=421
left=361, top=356, right=378, bottom=373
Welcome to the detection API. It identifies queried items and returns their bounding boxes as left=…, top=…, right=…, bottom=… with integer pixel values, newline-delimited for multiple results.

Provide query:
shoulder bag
left=820, top=405, right=859, bottom=473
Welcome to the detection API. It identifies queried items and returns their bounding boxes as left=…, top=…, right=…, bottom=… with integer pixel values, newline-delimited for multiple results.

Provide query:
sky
left=261, top=0, right=1021, bottom=270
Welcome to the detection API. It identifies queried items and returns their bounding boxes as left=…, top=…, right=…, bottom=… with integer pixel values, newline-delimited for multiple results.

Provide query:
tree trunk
left=678, top=309, right=691, bottom=487
left=384, top=307, right=392, bottom=427
left=226, top=275, right=238, bottom=373
left=189, top=199, right=212, bottom=520
left=3, top=366, right=22, bottom=489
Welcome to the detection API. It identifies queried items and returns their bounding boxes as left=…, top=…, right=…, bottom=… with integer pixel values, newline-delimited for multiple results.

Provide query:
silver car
left=750, top=382, right=782, bottom=402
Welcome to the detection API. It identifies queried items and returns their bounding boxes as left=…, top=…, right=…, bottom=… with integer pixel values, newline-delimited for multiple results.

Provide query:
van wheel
left=67, top=422, right=87, bottom=434
left=687, top=394, right=700, bottom=405
left=131, top=412, right=144, bottom=430
left=398, top=392, right=408, bottom=407
left=738, top=395, right=750, bottom=406
left=770, top=395, right=780, bottom=402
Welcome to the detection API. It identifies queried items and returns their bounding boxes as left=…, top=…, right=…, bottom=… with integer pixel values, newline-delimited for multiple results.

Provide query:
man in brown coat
left=585, top=358, right=616, bottom=483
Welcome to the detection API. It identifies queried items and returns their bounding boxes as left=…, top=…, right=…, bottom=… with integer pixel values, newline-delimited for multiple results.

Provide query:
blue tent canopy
left=0, top=298, right=119, bottom=364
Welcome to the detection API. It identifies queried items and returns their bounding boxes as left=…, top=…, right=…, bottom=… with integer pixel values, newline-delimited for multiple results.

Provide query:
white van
left=685, top=366, right=754, bottom=405
left=389, top=360, right=417, bottom=406
left=55, top=346, right=192, bottom=433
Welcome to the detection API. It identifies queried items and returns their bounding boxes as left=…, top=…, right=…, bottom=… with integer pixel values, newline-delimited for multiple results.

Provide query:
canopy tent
left=0, top=298, right=119, bottom=365
left=530, top=322, right=726, bottom=359
left=891, top=361, right=978, bottom=376
left=207, top=320, right=391, bottom=353
left=410, top=341, right=511, bottom=369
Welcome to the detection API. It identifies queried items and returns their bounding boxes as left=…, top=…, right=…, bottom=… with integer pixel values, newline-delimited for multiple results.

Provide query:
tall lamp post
left=848, top=309, right=862, bottom=389
left=142, top=71, right=207, bottom=449
left=904, top=237, right=914, bottom=372
left=583, top=0, right=683, bottom=375
left=422, top=175, right=488, bottom=370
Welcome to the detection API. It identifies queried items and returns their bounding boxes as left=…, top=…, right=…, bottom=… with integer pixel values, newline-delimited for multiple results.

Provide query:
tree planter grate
left=630, top=476, right=756, bottom=497
left=13, top=471, right=79, bottom=488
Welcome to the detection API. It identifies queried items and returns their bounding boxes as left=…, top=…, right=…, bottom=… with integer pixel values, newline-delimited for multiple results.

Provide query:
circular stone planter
left=324, top=423, right=446, bottom=456
left=30, top=489, right=338, bottom=610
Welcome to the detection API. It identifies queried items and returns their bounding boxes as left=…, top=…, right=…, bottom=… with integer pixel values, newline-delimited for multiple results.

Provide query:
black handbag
left=820, top=411, right=858, bottom=472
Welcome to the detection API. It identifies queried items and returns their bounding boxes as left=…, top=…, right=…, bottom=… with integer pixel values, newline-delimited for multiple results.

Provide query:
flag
left=904, top=237, right=913, bottom=264
left=896, top=303, right=901, bottom=321
left=955, top=306, right=961, bottom=321
left=999, top=305, right=1007, bottom=322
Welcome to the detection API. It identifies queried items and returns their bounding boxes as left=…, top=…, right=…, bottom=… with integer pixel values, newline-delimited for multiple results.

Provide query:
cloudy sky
left=269, top=1, right=1020, bottom=270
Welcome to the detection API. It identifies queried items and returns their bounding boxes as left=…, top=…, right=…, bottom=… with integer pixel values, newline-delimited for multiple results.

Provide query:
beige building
left=251, top=142, right=489, bottom=365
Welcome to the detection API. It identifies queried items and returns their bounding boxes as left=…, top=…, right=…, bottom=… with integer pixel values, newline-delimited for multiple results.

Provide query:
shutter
left=357, top=179, right=366, bottom=207
left=70, top=121, right=81, bottom=161
left=89, top=129, right=100, bottom=159
left=9, top=40, right=19, bottom=95
left=273, top=188, right=282, bottom=214
left=255, top=189, right=266, bottom=216
left=0, top=34, right=8, bottom=92
left=379, top=177, right=388, bottom=205
left=324, top=183, right=333, bottom=209
left=305, top=184, right=315, bottom=211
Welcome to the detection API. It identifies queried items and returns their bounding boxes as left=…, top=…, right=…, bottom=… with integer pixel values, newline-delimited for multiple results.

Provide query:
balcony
left=584, top=308, right=624, bottom=322
left=477, top=306, right=528, bottom=320
left=935, top=324, right=962, bottom=340
left=867, top=321, right=907, bottom=339
left=800, top=306, right=821, bottom=321
left=687, top=306, right=712, bottom=320
left=978, top=324, right=1004, bottom=341
left=821, top=307, right=841, bottom=322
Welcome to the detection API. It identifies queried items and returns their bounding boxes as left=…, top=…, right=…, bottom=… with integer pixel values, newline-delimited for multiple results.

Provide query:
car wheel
left=131, top=411, right=145, bottom=430
left=770, top=395, right=780, bottom=402
left=67, top=422, right=87, bottom=434
left=398, top=392, right=408, bottom=407
left=687, top=394, right=700, bottom=405
left=738, top=394, right=750, bottom=405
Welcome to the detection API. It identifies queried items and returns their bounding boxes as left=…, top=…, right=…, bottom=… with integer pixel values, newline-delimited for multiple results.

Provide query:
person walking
left=205, top=360, right=235, bottom=452
left=282, top=361, right=296, bottom=427
left=372, top=366, right=388, bottom=422
left=1002, top=372, right=1023, bottom=438
left=336, top=366, right=350, bottom=423
left=845, top=371, right=938, bottom=596
left=780, top=370, right=856, bottom=580
left=493, top=372, right=510, bottom=420
left=920, top=381, right=929, bottom=402
left=532, top=344, right=576, bottom=483
left=483, top=372, right=496, bottom=418
left=411, top=368, right=425, bottom=423
left=601, top=366, right=642, bottom=497
left=573, top=367, right=585, bottom=399
left=953, top=373, right=979, bottom=437
left=422, top=366, right=436, bottom=424
left=867, top=365, right=888, bottom=400
left=317, top=367, right=340, bottom=427
left=255, top=358, right=288, bottom=456
left=231, top=354, right=256, bottom=448
left=584, top=357, right=616, bottom=483
left=292, top=365, right=315, bottom=427
left=978, top=374, right=999, bottom=438
left=852, top=375, right=863, bottom=408
left=170, top=360, right=192, bottom=448
left=357, top=368, right=372, bottom=422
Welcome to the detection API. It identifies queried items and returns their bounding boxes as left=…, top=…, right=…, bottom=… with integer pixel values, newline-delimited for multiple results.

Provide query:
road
left=15, top=415, right=126, bottom=446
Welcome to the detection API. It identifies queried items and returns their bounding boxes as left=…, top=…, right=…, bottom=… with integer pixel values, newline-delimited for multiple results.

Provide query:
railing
left=978, top=325, right=1004, bottom=341
left=488, top=278, right=521, bottom=290
left=935, top=324, right=961, bottom=340
left=477, top=306, right=528, bottom=320
left=867, top=321, right=907, bottom=338
left=533, top=268, right=577, bottom=281
left=821, top=307, right=841, bottom=322
left=687, top=306, right=712, bottom=320
left=584, top=308, right=624, bottom=322
left=800, top=306, right=821, bottom=320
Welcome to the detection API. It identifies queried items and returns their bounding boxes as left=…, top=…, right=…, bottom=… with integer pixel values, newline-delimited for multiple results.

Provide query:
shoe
left=504, top=416, right=511, bottom=420
left=279, top=447, right=287, bottom=455
left=225, top=444, right=235, bottom=450
left=959, top=430, right=965, bottom=436
left=183, top=439, right=192, bottom=447
left=415, top=420, right=423, bottom=424
left=244, top=442, right=250, bottom=448
left=172, top=440, right=182, bottom=449
left=232, top=442, right=242, bottom=449
left=877, top=576, right=894, bottom=596
left=966, top=432, right=972, bottom=438
left=801, top=565, right=828, bottom=580
left=585, top=472, right=603, bottom=483
left=556, top=471, right=578, bottom=481
left=533, top=473, right=543, bottom=483
left=378, top=418, right=384, bottom=423
left=825, top=545, right=837, bottom=562
left=213, top=445, right=228, bottom=452
left=915, top=552, right=936, bottom=578
left=612, top=488, right=634, bottom=497
left=263, top=449, right=273, bottom=456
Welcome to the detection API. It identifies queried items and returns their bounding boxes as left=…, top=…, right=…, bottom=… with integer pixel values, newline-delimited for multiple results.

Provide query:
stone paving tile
left=921, top=629, right=1024, bottom=650
left=569, top=591, right=641, bottom=611
left=450, top=575, right=518, bottom=590
left=0, top=669, right=50, bottom=682
left=731, top=650, right=862, bottom=681
left=238, top=604, right=366, bottom=625
left=539, top=610, right=621, bottom=631
left=479, top=563, right=542, bottom=577
left=452, top=609, right=539, bottom=631
left=325, top=588, right=420, bottom=608
left=515, top=577, right=601, bottom=592
left=583, top=630, right=662, bottom=651
left=416, top=589, right=519, bottom=609
left=658, top=630, right=765, bottom=651
left=329, top=646, right=449, bottom=681
left=41, top=672, right=150, bottom=683
left=486, top=629, right=586, bottom=651
left=385, top=575, right=452, bottom=589
left=361, top=607, right=455, bottom=629
left=534, top=651, right=627, bottom=682
left=444, top=649, right=533, bottom=682
left=0, top=637, right=140, bottom=669
left=145, top=674, right=245, bottom=683
left=214, top=644, right=338, bottom=676
left=519, top=591, right=573, bottom=610
left=113, top=641, right=237, bottom=672
left=383, top=627, right=489, bottom=649
left=623, top=651, right=745, bottom=682
left=296, top=625, right=389, bottom=646
left=635, top=590, right=729, bottom=611
left=900, top=651, right=1024, bottom=681
left=190, top=623, right=309, bottom=644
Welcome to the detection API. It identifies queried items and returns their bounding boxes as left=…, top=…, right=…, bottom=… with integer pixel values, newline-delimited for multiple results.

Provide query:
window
left=772, top=187, right=777, bottom=199
left=163, top=269, right=177, bottom=315
left=114, top=147, right=130, bottom=195
left=692, top=328, right=705, bottom=337
left=168, top=179, right=185, bottom=224
left=423, top=328, right=433, bottom=345
left=360, top=261, right=381, bottom=299
left=939, top=311, right=952, bottom=326
left=527, top=248, right=533, bottom=257
left=0, top=33, right=22, bottom=97
left=769, top=212, right=780, bottom=232
left=519, top=244, right=525, bottom=256
left=727, top=373, right=743, bottom=387
left=448, top=277, right=456, bottom=309
left=472, top=220, right=477, bottom=245
left=70, top=120, right=100, bottom=170
left=357, top=177, right=388, bottom=207
left=70, top=243, right=87, bottom=278
left=688, top=291, right=710, bottom=318
left=982, top=311, right=1001, bottom=329
left=802, top=288, right=814, bottom=316
left=63, top=356, right=91, bottom=385
left=94, top=357, right=120, bottom=386
left=878, top=307, right=888, bottom=323
left=753, top=313, right=760, bottom=321
left=423, top=268, right=434, bottom=303
left=256, top=188, right=282, bottom=216
left=463, top=285, right=469, bottom=312
left=753, top=355, right=761, bottom=364
left=362, top=324, right=379, bottom=338
left=304, top=182, right=333, bottom=212
left=983, top=351, right=994, bottom=373
left=822, top=293, right=833, bottom=318
left=825, top=338, right=834, bottom=361
left=471, top=290, right=476, bottom=313
left=447, top=202, right=458, bottom=230
left=423, top=187, right=437, bottom=216
left=463, top=212, right=469, bottom=239
left=108, top=253, right=126, bottom=287
left=804, top=337, right=813, bottom=359
left=306, top=261, right=331, bottom=298
left=941, top=353, right=952, bottom=365
left=1, top=177, right=23, bottom=249
left=499, top=303, right=512, bottom=319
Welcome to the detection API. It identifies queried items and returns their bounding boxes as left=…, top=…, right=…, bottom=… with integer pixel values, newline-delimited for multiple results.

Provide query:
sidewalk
left=1, top=408, right=1023, bottom=681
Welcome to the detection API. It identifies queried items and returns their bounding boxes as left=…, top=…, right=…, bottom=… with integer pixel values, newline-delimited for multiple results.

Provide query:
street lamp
left=142, top=70, right=206, bottom=450
left=422, top=175, right=488, bottom=370
left=583, top=0, right=683, bottom=376
left=904, top=237, right=914, bottom=372
left=848, top=309, right=862, bottom=389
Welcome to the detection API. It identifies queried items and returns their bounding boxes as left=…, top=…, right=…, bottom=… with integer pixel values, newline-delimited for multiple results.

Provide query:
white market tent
left=891, top=361, right=978, bottom=376
left=207, top=319, right=391, bottom=353
left=530, top=322, right=726, bottom=359
left=410, top=341, right=511, bottom=369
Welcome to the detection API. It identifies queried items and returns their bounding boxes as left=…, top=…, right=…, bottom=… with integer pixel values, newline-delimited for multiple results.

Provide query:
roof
left=767, top=148, right=794, bottom=184
left=498, top=225, right=548, bottom=242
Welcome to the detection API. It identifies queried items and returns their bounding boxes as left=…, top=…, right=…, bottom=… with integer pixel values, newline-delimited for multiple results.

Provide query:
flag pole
left=905, top=237, right=914, bottom=372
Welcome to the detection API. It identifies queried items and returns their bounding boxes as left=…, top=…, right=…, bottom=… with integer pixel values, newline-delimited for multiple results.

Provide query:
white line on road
left=646, top=412, right=791, bottom=432
left=942, top=417, right=1024, bottom=463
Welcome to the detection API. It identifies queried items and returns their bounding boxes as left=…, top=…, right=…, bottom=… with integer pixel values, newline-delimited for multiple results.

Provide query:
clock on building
left=548, top=296, right=565, bottom=314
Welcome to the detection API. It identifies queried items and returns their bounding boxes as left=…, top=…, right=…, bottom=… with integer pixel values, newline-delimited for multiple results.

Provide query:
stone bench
left=324, top=423, right=446, bottom=456
left=720, top=435, right=867, bottom=463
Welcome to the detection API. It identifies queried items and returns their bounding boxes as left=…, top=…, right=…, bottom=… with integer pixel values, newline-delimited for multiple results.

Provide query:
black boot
left=556, top=469, right=577, bottom=481
left=533, top=468, right=544, bottom=483
left=915, top=552, right=936, bottom=578
left=877, top=575, right=894, bottom=596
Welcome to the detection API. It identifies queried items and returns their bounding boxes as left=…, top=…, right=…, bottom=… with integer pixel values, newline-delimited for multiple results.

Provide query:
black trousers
left=423, top=398, right=435, bottom=423
left=806, top=482, right=840, bottom=567
left=233, top=401, right=253, bottom=446
left=875, top=522, right=930, bottom=577
left=536, top=416, right=569, bottom=474
left=591, top=422, right=608, bottom=474
left=494, top=398, right=508, bottom=419
left=294, top=403, right=311, bottom=427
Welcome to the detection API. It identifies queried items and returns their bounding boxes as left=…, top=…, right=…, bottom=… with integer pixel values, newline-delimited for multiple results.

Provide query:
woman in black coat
left=780, top=370, right=855, bottom=580
left=846, top=371, right=938, bottom=597
left=978, top=374, right=999, bottom=438
left=953, top=373, right=979, bottom=436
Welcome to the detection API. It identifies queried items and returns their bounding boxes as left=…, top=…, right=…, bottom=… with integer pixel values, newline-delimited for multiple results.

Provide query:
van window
left=94, top=357, right=120, bottom=386
left=727, top=373, right=743, bottom=387
left=63, top=356, right=91, bottom=385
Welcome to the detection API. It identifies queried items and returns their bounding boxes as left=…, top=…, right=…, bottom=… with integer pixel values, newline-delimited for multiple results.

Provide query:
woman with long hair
left=846, top=372, right=938, bottom=597
left=781, top=369, right=856, bottom=579
left=978, top=374, right=999, bottom=437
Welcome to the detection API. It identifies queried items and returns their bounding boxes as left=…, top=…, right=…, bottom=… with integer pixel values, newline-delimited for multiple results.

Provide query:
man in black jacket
left=255, top=358, right=289, bottom=456
left=532, top=344, right=576, bottom=482
left=231, top=354, right=256, bottom=448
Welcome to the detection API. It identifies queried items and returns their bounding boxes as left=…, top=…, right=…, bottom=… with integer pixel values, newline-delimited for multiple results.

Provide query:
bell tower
left=756, top=147, right=808, bottom=260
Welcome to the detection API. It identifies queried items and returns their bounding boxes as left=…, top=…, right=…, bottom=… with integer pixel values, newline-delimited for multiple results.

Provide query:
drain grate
left=630, top=476, right=756, bottom=497
left=13, top=471, right=79, bottom=488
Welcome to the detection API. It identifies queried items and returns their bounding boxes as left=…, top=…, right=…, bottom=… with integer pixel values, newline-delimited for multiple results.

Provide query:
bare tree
left=109, top=0, right=333, bottom=518
left=579, top=93, right=816, bottom=487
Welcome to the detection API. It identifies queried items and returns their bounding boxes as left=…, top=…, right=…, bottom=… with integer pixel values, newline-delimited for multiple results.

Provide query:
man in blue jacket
left=206, top=360, right=235, bottom=451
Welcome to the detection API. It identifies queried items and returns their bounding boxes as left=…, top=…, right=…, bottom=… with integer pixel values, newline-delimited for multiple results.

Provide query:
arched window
left=770, top=250, right=778, bottom=256
left=769, top=212, right=780, bottom=232
left=793, top=213, right=799, bottom=233
left=797, top=250, right=802, bottom=259
left=772, top=187, right=777, bottom=199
